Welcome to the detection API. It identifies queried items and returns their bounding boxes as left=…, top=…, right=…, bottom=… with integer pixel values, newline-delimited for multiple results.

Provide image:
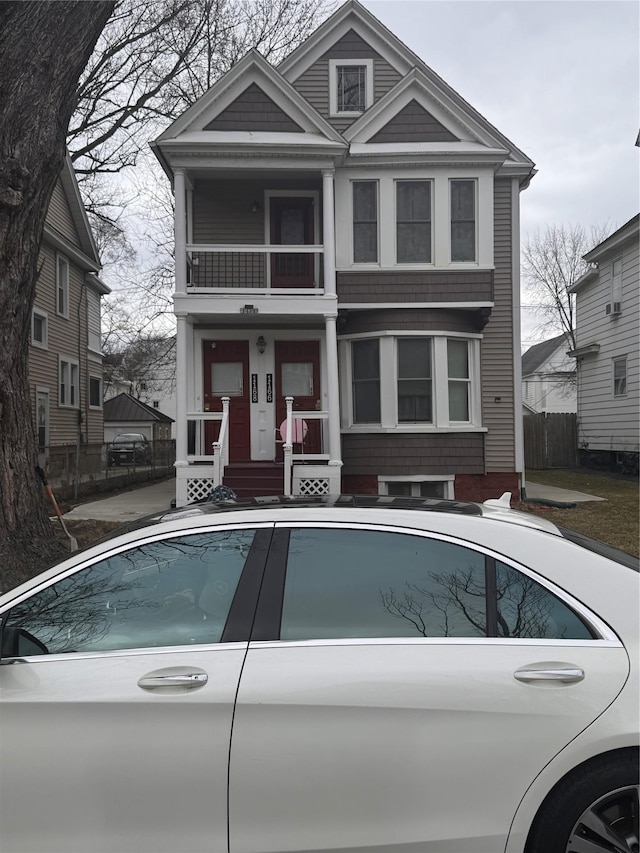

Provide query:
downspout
left=74, top=278, right=86, bottom=502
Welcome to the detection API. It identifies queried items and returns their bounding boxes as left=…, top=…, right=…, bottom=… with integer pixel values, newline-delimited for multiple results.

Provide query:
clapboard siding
left=370, top=100, right=459, bottom=143
left=47, top=180, right=80, bottom=247
left=342, top=432, right=485, bottom=476
left=481, top=179, right=515, bottom=472
left=340, top=308, right=482, bottom=335
left=337, top=270, right=493, bottom=303
left=292, top=30, right=402, bottom=132
left=204, top=84, right=304, bottom=132
left=575, top=235, right=639, bottom=452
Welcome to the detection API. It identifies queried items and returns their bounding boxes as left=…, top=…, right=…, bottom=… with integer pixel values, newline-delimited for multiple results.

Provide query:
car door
left=0, top=524, right=272, bottom=853
left=228, top=523, right=629, bottom=853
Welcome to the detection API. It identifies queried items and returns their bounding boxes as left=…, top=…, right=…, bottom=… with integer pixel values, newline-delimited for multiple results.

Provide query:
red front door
left=270, top=197, right=315, bottom=288
left=275, top=340, right=321, bottom=457
left=203, top=340, right=250, bottom=462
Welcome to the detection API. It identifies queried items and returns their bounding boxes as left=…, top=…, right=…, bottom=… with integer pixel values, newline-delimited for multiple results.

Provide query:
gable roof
left=522, top=334, right=572, bottom=376
left=104, top=393, right=174, bottom=424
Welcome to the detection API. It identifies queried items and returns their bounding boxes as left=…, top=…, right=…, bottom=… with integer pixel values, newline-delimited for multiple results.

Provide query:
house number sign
left=251, top=374, right=258, bottom=403
left=266, top=373, right=273, bottom=403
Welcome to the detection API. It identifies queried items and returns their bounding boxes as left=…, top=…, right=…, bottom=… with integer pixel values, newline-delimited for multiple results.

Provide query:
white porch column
left=322, top=169, right=336, bottom=297
left=325, top=314, right=342, bottom=478
left=175, top=314, right=189, bottom=468
left=174, top=168, right=187, bottom=296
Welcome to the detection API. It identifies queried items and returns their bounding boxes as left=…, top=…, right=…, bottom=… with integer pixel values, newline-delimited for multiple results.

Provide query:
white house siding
left=576, top=239, right=639, bottom=454
left=482, top=178, right=515, bottom=472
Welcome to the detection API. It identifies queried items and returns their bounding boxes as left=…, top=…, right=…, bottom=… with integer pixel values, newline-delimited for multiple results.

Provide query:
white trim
left=338, top=301, right=494, bottom=310
left=329, top=59, right=374, bottom=117
left=511, top=178, right=525, bottom=481
left=58, top=355, right=79, bottom=408
left=56, top=252, right=70, bottom=318
left=88, top=374, right=103, bottom=410
left=378, top=474, right=455, bottom=500
left=31, top=307, right=48, bottom=349
left=449, top=178, right=477, bottom=263
left=394, top=178, right=433, bottom=265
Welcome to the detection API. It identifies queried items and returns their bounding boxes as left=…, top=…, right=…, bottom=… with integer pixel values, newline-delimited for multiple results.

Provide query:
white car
left=0, top=495, right=637, bottom=853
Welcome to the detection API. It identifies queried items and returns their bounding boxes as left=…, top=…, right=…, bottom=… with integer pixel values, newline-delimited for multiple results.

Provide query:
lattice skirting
left=186, top=478, right=215, bottom=504
left=297, top=477, right=331, bottom=496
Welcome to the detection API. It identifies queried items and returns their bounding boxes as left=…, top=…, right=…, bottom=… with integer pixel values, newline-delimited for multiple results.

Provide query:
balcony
left=187, top=244, right=325, bottom=293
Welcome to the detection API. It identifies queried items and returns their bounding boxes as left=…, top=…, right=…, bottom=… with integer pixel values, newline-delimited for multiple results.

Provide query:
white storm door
left=0, top=526, right=269, bottom=853
left=229, top=525, right=629, bottom=853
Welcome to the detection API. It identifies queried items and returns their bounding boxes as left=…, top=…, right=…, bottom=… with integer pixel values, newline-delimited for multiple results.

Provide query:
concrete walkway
left=64, top=478, right=176, bottom=522
left=524, top=481, right=605, bottom=504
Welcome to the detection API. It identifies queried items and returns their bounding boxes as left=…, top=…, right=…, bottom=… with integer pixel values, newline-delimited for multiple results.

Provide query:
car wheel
left=526, top=750, right=639, bottom=853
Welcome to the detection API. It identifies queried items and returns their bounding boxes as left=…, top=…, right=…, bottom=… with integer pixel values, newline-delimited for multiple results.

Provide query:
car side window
left=3, top=530, right=256, bottom=656
left=280, top=528, right=487, bottom=640
left=279, top=529, right=594, bottom=642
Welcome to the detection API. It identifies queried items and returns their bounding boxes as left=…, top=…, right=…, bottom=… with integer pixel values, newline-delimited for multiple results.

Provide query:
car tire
left=526, top=749, right=639, bottom=853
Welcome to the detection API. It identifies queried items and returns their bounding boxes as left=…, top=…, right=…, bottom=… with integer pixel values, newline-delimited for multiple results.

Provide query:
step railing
left=186, top=398, right=230, bottom=489
left=281, top=397, right=329, bottom=496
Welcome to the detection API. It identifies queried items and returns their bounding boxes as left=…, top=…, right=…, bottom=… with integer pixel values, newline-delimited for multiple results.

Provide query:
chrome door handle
left=514, top=666, right=585, bottom=684
left=138, top=667, right=208, bottom=691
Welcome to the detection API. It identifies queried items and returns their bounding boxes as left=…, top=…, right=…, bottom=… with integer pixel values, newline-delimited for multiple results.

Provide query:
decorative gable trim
left=369, top=99, right=459, bottom=144
left=56, top=153, right=101, bottom=267
left=204, top=83, right=304, bottom=133
left=155, top=49, right=344, bottom=144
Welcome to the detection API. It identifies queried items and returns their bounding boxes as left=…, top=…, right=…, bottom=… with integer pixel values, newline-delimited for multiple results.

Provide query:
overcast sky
left=362, top=0, right=639, bottom=345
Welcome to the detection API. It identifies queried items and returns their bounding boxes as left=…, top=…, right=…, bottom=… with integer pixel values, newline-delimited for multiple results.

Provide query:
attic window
left=329, top=59, right=373, bottom=116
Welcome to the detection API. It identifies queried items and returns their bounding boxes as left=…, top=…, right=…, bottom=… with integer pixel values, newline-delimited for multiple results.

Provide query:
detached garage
left=104, top=393, right=173, bottom=443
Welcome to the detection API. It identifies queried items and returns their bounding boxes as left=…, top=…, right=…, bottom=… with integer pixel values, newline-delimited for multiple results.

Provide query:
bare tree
left=0, top=1, right=115, bottom=591
left=522, top=223, right=612, bottom=350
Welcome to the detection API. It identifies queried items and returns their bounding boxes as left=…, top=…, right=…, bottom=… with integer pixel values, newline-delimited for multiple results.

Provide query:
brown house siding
left=341, top=433, right=485, bottom=477
left=47, top=181, right=80, bottom=248
left=369, top=100, right=459, bottom=143
left=340, top=308, right=483, bottom=335
left=482, top=179, right=515, bottom=472
left=292, top=30, right=402, bottom=132
left=337, top=270, right=493, bottom=304
left=204, top=84, right=304, bottom=132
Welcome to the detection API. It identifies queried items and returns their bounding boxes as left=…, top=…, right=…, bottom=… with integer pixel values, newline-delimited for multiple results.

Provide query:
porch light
left=256, top=335, right=267, bottom=354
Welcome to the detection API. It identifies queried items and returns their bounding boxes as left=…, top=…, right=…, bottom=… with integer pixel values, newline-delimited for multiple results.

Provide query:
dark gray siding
left=483, top=179, right=515, bottom=471
left=204, top=84, right=304, bottom=132
left=337, top=270, right=493, bottom=303
left=342, top=433, right=485, bottom=476
left=292, top=30, right=402, bottom=133
left=370, top=100, right=459, bottom=143
left=340, top=308, right=483, bottom=335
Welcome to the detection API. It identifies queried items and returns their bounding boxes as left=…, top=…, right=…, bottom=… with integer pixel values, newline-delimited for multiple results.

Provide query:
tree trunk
left=0, top=1, right=115, bottom=591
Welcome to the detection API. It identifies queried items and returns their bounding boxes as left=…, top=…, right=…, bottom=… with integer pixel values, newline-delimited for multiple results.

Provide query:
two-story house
left=30, top=154, right=110, bottom=470
left=151, top=0, right=536, bottom=506
left=569, top=214, right=639, bottom=473
left=522, top=334, right=576, bottom=414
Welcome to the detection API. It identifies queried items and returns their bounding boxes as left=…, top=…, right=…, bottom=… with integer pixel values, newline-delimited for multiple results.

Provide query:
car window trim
left=258, top=521, right=619, bottom=644
left=250, top=528, right=290, bottom=642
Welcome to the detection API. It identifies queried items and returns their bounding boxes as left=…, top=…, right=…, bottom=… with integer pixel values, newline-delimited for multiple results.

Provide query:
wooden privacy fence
left=524, top=412, right=577, bottom=469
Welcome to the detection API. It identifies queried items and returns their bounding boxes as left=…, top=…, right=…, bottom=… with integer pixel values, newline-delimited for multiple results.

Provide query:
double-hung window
left=352, top=339, right=380, bottom=423
left=447, top=339, right=471, bottom=421
left=89, top=376, right=102, bottom=409
left=32, top=309, right=48, bottom=348
left=59, top=357, right=79, bottom=407
left=396, top=181, right=431, bottom=263
left=613, top=357, right=627, bottom=397
left=56, top=254, right=69, bottom=317
left=352, top=181, right=378, bottom=263
left=397, top=338, right=432, bottom=422
left=450, top=180, right=476, bottom=262
left=330, top=59, right=373, bottom=115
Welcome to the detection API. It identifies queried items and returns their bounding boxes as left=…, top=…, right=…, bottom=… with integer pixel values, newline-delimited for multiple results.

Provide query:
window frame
left=56, top=253, right=70, bottom=318
left=35, top=387, right=50, bottom=453
left=396, top=337, right=433, bottom=423
left=450, top=179, right=477, bottom=263
left=613, top=356, right=627, bottom=397
left=329, top=59, right=373, bottom=117
left=378, top=476, right=455, bottom=500
left=89, top=375, right=102, bottom=410
left=31, top=308, right=48, bottom=349
left=611, top=257, right=623, bottom=310
left=395, top=179, right=432, bottom=265
left=351, top=338, right=381, bottom=424
left=59, top=356, right=80, bottom=408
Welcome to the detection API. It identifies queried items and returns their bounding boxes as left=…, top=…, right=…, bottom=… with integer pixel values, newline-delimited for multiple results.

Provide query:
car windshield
left=114, top=434, right=144, bottom=443
left=558, top=526, right=639, bottom=571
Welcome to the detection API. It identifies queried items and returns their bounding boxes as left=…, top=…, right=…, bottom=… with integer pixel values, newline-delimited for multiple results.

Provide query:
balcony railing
left=186, top=244, right=324, bottom=291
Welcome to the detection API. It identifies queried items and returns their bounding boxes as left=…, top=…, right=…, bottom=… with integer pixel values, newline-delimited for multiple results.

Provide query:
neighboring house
left=521, top=334, right=576, bottom=414
left=569, top=214, right=639, bottom=473
left=104, top=337, right=177, bottom=436
left=30, top=154, right=110, bottom=466
left=103, top=393, right=173, bottom=444
left=151, top=0, right=536, bottom=505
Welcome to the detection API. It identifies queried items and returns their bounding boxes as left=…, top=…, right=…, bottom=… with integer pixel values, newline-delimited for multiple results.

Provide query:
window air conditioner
left=605, top=302, right=621, bottom=316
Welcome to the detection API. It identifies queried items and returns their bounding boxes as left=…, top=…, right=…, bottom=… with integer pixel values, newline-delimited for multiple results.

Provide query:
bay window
left=396, top=181, right=431, bottom=263
left=352, top=339, right=380, bottom=423
left=447, top=339, right=470, bottom=421
left=397, top=338, right=432, bottom=422
left=352, top=181, right=378, bottom=263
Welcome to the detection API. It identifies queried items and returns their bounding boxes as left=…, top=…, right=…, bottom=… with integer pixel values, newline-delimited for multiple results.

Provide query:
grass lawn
left=522, top=469, right=639, bottom=557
